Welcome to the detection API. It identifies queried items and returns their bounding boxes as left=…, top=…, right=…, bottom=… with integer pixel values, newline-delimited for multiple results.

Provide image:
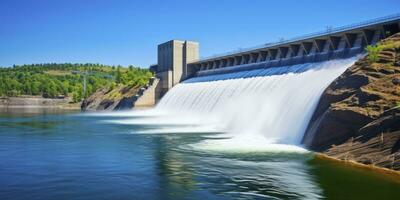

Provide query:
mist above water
left=104, top=57, right=359, bottom=152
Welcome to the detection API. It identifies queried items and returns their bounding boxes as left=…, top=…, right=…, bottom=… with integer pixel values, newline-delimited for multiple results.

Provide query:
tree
left=31, top=81, right=41, bottom=95
left=42, top=80, right=57, bottom=98
left=0, top=63, right=152, bottom=100
left=72, top=91, right=81, bottom=103
left=116, top=66, right=122, bottom=84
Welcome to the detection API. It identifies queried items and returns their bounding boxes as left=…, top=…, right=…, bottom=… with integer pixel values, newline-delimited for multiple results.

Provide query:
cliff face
left=303, top=33, right=400, bottom=170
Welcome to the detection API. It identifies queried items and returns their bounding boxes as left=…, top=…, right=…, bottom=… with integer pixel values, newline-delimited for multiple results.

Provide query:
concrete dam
left=132, top=14, right=400, bottom=150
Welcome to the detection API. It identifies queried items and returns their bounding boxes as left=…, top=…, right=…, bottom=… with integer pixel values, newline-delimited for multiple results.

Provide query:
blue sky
left=0, top=0, right=399, bottom=68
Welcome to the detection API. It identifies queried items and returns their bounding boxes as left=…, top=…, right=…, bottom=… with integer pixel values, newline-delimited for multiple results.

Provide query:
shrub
left=365, top=45, right=383, bottom=63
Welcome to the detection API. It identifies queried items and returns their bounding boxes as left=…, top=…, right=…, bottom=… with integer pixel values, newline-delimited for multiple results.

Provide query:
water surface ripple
left=0, top=109, right=399, bottom=200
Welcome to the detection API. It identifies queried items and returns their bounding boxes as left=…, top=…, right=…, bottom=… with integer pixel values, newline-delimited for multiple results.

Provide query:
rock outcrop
left=303, top=33, right=400, bottom=170
left=81, top=77, right=159, bottom=111
left=81, top=85, right=140, bottom=111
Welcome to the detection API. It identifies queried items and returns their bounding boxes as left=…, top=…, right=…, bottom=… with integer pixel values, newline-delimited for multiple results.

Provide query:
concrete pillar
left=278, top=47, right=289, bottom=59
left=195, top=64, right=201, bottom=72
left=353, top=33, right=364, bottom=48
left=301, top=42, right=313, bottom=55
left=257, top=51, right=267, bottom=62
left=249, top=53, right=258, bottom=63
left=322, top=39, right=332, bottom=52
left=215, top=60, right=221, bottom=69
left=226, top=58, right=231, bottom=66
left=212, top=61, right=218, bottom=69
left=362, top=29, right=375, bottom=45
left=309, top=43, right=318, bottom=55
left=337, top=36, right=347, bottom=50
left=237, top=56, right=243, bottom=65
left=218, top=59, right=223, bottom=68
left=265, top=51, right=272, bottom=61
left=227, top=57, right=234, bottom=66
left=286, top=49, right=293, bottom=58
left=289, top=44, right=300, bottom=57
left=297, top=46, right=305, bottom=56
left=344, top=33, right=357, bottom=48
left=268, top=49, right=278, bottom=60
left=221, top=58, right=228, bottom=67
left=328, top=36, right=341, bottom=50
left=199, top=63, right=204, bottom=71
left=370, top=30, right=382, bottom=45
left=201, top=63, right=205, bottom=70
left=207, top=61, right=213, bottom=70
left=234, top=56, right=242, bottom=65
left=314, top=39, right=327, bottom=53
left=241, top=54, right=250, bottom=64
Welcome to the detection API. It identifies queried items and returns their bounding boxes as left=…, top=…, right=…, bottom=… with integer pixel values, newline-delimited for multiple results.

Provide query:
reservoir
left=0, top=108, right=399, bottom=200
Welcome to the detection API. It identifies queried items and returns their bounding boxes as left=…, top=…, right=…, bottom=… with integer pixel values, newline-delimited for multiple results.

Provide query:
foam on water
left=190, top=135, right=309, bottom=153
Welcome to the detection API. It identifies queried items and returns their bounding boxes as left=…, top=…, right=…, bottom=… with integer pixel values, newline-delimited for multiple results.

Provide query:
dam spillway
left=131, top=14, right=400, bottom=150
left=149, top=14, right=399, bottom=98
left=153, top=57, right=359, bottom=149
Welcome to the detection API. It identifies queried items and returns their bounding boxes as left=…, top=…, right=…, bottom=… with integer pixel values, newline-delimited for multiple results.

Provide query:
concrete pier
left=152, top=40, right=199, bottom=97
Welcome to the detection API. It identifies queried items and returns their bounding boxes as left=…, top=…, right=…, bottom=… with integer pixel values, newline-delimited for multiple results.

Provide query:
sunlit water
left=1, top=57, right=399, bottom=199
left=0, top=109, right=399, bottom=200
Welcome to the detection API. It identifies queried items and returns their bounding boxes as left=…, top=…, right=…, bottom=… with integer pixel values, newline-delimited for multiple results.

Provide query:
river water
left=0, top=108, right=399, bottom=200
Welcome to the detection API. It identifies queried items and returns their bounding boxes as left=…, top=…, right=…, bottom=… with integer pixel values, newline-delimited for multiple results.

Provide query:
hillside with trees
left=0, top=63, right=153, bottom=103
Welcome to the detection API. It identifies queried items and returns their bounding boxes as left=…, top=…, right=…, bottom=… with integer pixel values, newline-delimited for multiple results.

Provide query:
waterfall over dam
left=122, top=15, right=399, bottom=151
left=151, top=56, right=360, bottom=150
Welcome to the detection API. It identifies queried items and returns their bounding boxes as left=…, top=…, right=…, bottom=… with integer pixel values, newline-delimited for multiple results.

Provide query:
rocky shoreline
left=303, top=33, right=400, bottom=171
left=314, top=153, right=400, bottom=180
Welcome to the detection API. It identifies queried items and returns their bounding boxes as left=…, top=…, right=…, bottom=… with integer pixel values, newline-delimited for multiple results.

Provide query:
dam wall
left=187, top=14, right=400, bottom=77
left=132, top=78, right=162, bottom=107
left=142, top=14, right=400, bottom=105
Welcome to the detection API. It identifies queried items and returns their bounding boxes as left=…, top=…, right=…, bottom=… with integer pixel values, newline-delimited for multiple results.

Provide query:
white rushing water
left=103, top=56, right=359, bottom=152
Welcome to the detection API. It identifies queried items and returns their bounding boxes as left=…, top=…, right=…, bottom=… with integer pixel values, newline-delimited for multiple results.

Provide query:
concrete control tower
left=154, top=40, right=199, bottom=96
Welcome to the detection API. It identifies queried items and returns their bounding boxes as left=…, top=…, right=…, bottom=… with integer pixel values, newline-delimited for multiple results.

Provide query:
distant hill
left=0, top=63, right=153, bottom=103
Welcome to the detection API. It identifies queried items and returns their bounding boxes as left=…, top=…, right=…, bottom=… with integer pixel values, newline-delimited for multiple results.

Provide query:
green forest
left=0, top=63, right=153, bottom=102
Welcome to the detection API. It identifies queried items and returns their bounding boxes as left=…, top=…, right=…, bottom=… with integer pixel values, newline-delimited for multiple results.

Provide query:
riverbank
left=315, top=153, right=400, bottom=181
left=0, top=96, right=81, bottom=110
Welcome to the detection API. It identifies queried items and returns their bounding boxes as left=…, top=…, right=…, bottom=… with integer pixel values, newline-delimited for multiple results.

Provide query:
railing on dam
left=188, top=14, right=400, bottom=77
left=196, top=47, right=364, bottom=77
left=197, top=13, right=400, bottom=62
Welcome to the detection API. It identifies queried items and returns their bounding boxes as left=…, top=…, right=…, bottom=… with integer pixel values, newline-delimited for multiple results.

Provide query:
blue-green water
left=0, top=109, right=399, bottom=200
